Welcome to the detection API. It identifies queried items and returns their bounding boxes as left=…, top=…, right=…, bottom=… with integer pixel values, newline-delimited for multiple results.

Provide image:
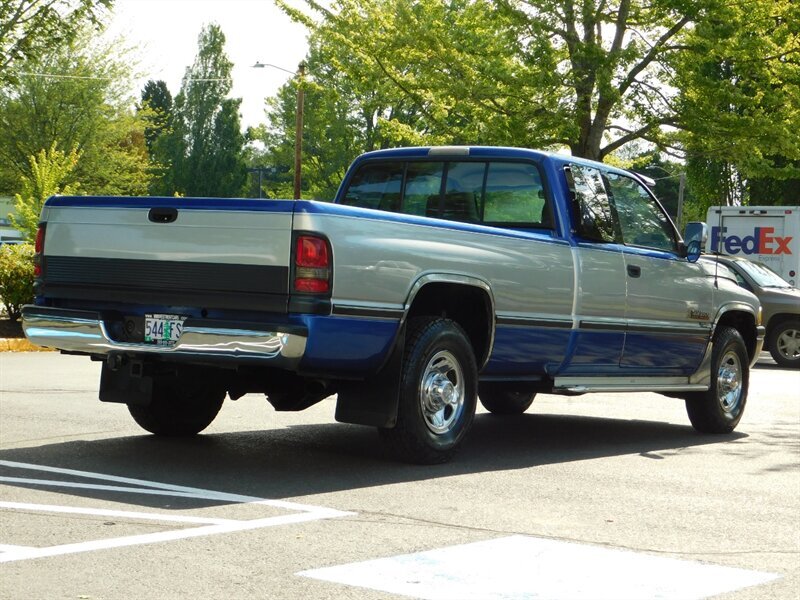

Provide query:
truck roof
left=351, top=146, right=636, bottom=178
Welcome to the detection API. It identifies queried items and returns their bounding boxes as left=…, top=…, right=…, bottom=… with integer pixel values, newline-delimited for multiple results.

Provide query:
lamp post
left=252, top=61, right=306, bottom=200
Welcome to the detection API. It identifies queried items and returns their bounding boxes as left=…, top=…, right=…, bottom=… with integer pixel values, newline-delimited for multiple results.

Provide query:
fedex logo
left=710, top=226, right=793, bottom=255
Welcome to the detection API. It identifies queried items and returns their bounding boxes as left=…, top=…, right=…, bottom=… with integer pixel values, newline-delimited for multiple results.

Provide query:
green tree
left=139, top=79, right=173, bottom=154
left=280, top=0, right=724, bottom=161
left=0, top=243, right=35, bottom=322
left=277, top=0, right=799, bottom=190
left=0, top=0, right=112, bottom=86
left=674, top=0, right=800, bottom=208
left=156, top=24, right=246, bottom=197
left=11, top=142, right=80, bottom=241
left=0, top=29, right=153, bottom=196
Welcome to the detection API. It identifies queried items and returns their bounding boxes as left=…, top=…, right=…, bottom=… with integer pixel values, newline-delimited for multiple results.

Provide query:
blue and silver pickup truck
left=22, top=146, right=765, bottom=463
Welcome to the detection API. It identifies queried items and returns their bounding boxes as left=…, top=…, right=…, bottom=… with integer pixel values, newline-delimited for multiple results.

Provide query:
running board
left=553, top=377, right=709, bottom=394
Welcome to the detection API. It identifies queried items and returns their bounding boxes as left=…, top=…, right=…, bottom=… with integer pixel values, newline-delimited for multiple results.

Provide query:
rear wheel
left=768, top=320, right=800, bottom=369
left=479, top=384, right=536, bottom=415
left=128, top=374, right=225, bottom=436
left=685, top=326, right=748, bottom=433
left=379, top=317, right=477, bottom=464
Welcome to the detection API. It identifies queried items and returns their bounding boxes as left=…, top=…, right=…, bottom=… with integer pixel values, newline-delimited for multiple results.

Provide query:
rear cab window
left=342, top=159, right=553, bottom=229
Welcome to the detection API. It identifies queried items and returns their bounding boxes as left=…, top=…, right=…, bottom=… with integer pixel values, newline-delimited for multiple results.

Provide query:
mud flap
left=334, top=323, right=405, bottom=428
left=99, top=359, right=153, bottom=406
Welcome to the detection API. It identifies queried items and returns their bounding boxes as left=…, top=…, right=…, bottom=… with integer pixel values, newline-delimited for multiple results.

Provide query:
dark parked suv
left=703, top=255, right=800, bottom=368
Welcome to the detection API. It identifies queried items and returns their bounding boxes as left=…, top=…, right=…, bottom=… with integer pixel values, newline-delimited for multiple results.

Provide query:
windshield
left=734, top=259, right=792, bottom=288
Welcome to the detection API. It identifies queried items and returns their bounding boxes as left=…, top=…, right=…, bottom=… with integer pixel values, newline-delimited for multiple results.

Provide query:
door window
left=605, top=173, right=677, bottom=252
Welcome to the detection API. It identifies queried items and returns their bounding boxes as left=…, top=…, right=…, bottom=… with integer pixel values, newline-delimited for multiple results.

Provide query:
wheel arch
left=404, top=275, right=495, bottom=369
left=714, top=303, right=759, bottom=364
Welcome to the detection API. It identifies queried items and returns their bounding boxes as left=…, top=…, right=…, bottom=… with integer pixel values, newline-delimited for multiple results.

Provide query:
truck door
left=563, top=165, right=627, bottom=373
left=605, top=173, right=711, bottom=371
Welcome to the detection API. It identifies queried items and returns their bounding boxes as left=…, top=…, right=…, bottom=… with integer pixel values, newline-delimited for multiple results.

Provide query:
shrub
left=0, top=243, right=35, bottom=322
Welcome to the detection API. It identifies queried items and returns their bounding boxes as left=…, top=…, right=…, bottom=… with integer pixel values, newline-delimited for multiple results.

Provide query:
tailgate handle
left=148, top=207, right=178, bottom=223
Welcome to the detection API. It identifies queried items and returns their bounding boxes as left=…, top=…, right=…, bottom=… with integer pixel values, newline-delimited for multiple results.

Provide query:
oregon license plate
left=144, top=314, right=185, bottom=345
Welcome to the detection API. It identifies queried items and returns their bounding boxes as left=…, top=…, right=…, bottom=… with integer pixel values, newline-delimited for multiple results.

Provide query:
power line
left=17, top=71, right=112, bottom=81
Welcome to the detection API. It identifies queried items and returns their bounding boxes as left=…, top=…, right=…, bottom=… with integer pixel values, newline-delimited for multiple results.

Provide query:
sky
left=103, top=0, right=311, bottom=129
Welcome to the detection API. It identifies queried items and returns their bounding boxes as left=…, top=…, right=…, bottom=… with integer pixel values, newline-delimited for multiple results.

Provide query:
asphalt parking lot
left=1, top=352, right=798, bottom=599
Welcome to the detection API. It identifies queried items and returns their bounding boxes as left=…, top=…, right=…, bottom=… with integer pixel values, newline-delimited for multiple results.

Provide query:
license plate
left=144, top=314, right=185, bottom=345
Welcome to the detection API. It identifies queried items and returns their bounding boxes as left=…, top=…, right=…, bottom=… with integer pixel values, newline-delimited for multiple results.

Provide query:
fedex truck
left=707, top=206, right=800, bottom=287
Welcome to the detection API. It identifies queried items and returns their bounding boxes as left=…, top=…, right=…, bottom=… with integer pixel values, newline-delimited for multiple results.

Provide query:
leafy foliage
left=271, top=0, right=799, bottom=209
left=277, top=0, right=717, bottom=161
left=0, top=243, right=35, bottom=322
left=0, top=29, right=153, bottom=197
left=152, top=24, right=247, bottom=197
left=674, top=0, right=800, bottom=207
left=11, top=143, right=80, bottom=241
left=0, top=0, right=112, bottom=86
left=140, top=80, right=173, bottom=154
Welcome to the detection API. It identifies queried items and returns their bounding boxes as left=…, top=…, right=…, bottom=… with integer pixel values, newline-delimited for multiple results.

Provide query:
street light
left=252, top=61, right=306, bottom=200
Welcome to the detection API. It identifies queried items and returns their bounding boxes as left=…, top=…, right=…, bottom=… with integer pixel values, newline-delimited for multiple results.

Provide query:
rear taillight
left=294, top=235, right=331, bottom=293
left=34, top=224, right=45, bottom=277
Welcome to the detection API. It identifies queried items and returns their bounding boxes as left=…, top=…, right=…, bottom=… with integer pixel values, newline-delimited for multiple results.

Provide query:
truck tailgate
left=39, top=197, right=295, bottom=312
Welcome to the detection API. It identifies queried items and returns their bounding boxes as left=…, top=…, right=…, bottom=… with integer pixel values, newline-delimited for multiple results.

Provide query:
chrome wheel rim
left=717, top=350, right=743, bottom=414
left=419, top=350, right=465, bottom=435
left=776, top=328, right=800, bottom=360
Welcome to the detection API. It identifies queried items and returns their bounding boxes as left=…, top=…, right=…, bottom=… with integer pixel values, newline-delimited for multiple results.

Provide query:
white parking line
left=0, top=460, right=354, bottom=563
left=0, top=502, right=238, bottom=525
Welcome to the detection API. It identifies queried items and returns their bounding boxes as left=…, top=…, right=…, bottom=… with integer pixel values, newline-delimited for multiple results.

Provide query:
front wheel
left=379, top=317, right=477, bottom=464
left=685, top=326, right=748, bottom=433
left=768, top=320, right=800, bottom=369
left=128, top=374, right=225, bottom=436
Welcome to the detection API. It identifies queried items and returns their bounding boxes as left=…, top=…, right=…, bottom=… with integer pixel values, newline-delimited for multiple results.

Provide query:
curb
left=0, top=338, right=54, bottom=352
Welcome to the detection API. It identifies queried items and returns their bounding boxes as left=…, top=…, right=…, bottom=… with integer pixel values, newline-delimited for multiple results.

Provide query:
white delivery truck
left=707, top=206, right=800, bottom=286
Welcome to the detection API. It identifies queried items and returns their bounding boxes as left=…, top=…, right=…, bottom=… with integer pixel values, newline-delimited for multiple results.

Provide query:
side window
left=567, top=165, right=620, bottom=243
left=342, top=162, right=404, bottom=211
left=404, top=162, right=444, bottom=217
left=484, top=162, right=549, bottom=226
left=605, top=173, right=677, bottom=252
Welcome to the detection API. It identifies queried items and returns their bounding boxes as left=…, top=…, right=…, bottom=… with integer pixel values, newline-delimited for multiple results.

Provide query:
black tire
left=768, top=319, right=800, bottom=369
left=379, top=317, right=478, bottom=464
left=479, top=383, right=536, bottom=415
left=685, top=326, right=748, bottom=433
left=128, top=375, right=225, bottom=436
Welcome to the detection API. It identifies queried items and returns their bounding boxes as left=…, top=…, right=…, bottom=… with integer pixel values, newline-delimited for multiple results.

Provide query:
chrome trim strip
left=22, top=308, right=306, bottom=365
left=404, top=273, right=496, bottom=369
left=331, top=305, right=404, bottom=319
left=495, top=315, right=572, bottom=329
left=554, top=375, right=709, bottom=393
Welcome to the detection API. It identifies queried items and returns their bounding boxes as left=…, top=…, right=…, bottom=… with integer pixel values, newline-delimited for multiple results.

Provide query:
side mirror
left=682, top=222, right=707, bottom=263
left=685, top=240, right=702, bottom=263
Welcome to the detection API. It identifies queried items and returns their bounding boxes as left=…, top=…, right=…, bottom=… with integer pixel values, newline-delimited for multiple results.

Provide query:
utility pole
left=677, top=172, right=686, bottom=228
left=293, top=62, right=306, bottom=200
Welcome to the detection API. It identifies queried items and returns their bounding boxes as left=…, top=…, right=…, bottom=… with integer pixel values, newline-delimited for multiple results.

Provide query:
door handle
left=627, top=264, right=641, bottom=278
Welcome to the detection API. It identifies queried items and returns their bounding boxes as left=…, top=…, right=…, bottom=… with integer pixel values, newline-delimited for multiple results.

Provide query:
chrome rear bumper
left=21, top=306, right=306, bottom=366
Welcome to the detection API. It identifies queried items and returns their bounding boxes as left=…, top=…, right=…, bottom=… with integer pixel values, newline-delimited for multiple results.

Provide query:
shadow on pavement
left=0, top=412, right=746, bottom=509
